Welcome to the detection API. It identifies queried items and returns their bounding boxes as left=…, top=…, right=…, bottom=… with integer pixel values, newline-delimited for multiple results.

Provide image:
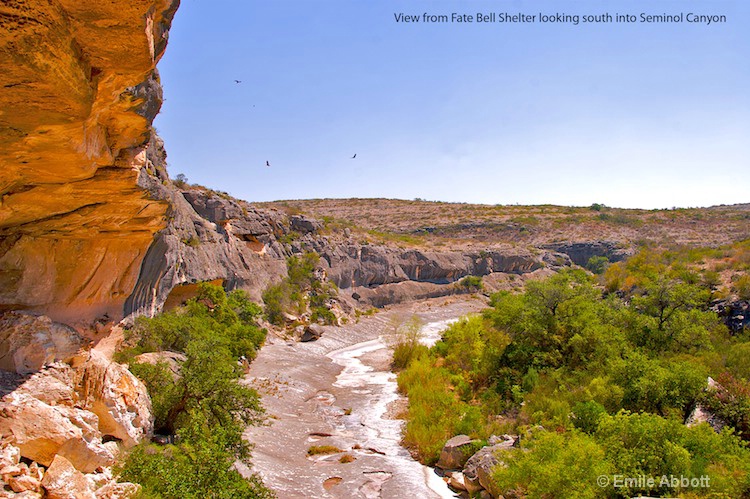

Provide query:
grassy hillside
left=257, top=198, right=750, bottom=249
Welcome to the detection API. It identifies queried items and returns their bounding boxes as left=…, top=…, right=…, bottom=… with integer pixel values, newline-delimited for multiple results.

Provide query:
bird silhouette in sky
left=266, top=161, right=270, bottom=167
left=234, top=80, right=242, bottom=84
left=351, top=154, right=357, bottom=159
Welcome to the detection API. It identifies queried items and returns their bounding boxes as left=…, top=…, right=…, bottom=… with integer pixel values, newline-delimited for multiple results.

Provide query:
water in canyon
left=242, top=297, right=483, bottom=498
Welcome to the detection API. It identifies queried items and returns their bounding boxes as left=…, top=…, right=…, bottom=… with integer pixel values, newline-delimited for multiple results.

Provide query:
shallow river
left=242, top=297, right=483, bottom=498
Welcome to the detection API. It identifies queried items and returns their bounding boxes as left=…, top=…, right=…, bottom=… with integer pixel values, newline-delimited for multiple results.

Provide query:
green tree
left=492, top=430, right=611, bottom=499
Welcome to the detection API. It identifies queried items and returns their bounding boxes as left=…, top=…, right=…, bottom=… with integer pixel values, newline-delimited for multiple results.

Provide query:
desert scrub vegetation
left=457, top=275, right=483, bottom=291
left=387, top=315, right=428, bottom=371
left=116, top=283, right=272, bottom=498
left=262, top=252, right=338, bottom=326
left=306, top=445, right=343, bottom=456
left=396, top=249, right=750, bottom=497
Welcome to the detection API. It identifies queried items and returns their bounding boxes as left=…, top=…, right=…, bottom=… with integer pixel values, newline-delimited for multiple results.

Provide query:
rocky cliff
left=0, top=0, right=179, bottom=328
left=119, top=185, right=573, bottom=317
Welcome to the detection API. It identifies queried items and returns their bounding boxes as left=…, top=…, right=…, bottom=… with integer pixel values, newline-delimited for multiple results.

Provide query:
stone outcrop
left=123, top=188, right=288, bottom=318
left=462, top=435, right=518, bottom=496
left=0, top=446, right=139, bottom=497
left=300, top=324, right=325, bottom=342
left=0, top=355, right=149, bottom=496
left=0, top=353, right=151, bottom=470
left=541, top=241, right=633, bottom=267
left=0, top=392, right=115, bottom=472
left=436, top=435, right=480, bottom=470
left=317, top=245, right=546, bottom=289
left=0, top=313, right=86, bottom=374
left=686, top=377, right=727, bottom=433
left=0, top=0, right=180, bottom=327
left=40, top=455, right=95, bottom=499
left=73, top=351, right=153, bottom=448
left=124, top=186, right=568, bottom=320
left=711, top=299, right=750, bottom=334
left=0, top=316, right=152, bottom=494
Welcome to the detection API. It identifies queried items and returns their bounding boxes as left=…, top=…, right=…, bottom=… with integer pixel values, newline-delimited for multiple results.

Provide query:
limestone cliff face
left=122, top=187, right=564, bottom=317
left=0, top=0, right=179, bottom=327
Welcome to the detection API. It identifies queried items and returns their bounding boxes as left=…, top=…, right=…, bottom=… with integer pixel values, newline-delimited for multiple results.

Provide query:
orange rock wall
left=0, top=0, right=180, bottom=327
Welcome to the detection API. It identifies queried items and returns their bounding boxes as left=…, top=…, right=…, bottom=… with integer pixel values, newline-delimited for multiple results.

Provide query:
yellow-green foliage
left=397, top=247, right=750, bottom=497
left=388, top=315, right=427, bottom=370
left=733, top=275, right=750, bottom=300
left=397, top=357, right=485, bottom=465
left=262, top=252, right=338, bottom=325
left=307, top=445, right=342, bottom=456
left=492, top=430, right=611, bottom=499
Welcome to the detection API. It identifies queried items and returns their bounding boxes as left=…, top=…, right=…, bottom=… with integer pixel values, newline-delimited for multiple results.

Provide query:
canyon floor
left=241, top=296, right=486, bottom=498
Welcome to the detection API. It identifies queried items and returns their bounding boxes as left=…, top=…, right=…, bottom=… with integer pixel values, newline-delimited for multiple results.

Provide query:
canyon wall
left=0, top=0, right=179, bottom=328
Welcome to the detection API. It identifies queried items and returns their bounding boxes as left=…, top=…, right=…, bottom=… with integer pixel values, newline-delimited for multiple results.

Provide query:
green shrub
left=119, top=413, right=272, bottom=499
left=311, top=306, right=337, bottom=325
left=397, top=357, right=488, bottom=464
left=119, top=283, right=271, bottom=497
left=492, top=430, right=611, bottom=499
left=261, top=283, right=289, bottom=326
left=182, top=236, right=200, bottom=247
left=733, top=275, right=750, bottom=300
left=262, top=252, right=338, bottom=326
left=388, top=315, right=425, bottom=370
left=458, top=275, right=483, bottom=291
left=585, top=255, right=609, bottom=275
left=571, top=400, right=607, bottom=434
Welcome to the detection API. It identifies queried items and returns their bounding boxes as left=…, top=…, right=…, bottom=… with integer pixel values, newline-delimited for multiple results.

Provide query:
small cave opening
left=102, top=434, right=121, bottom=444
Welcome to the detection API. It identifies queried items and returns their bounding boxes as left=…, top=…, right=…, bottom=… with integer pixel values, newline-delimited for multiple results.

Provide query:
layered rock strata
left=0, top=0, right=180, bottom=327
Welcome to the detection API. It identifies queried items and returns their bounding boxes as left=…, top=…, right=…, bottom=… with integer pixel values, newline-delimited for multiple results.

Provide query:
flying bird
left=234, top=80, right=242, bottom=84
left=266, top=161, right=270, bottom=167
left=351, top=154, right=357, bottom=159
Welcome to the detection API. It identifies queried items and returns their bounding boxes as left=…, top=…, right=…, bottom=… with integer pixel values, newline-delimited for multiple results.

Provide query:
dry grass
left=307, top=445, right=343, bottom=456
left=256, top=198, right=750, bottom=250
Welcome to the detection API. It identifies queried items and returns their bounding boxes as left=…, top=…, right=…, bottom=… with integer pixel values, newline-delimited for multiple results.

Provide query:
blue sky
left=154, top=0, right=749, bottom=209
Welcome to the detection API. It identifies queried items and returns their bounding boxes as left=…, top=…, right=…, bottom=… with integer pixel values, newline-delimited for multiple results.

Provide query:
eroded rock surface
left=0, top=317, right=151, bottom=497
left=463, top=435, right=518, bottom=496
left=73, top=351, right=153, bottom=448
left=436, top=435, right=478, bottom=470
left=0, top=313, right=86, bottom=374
left=0, top=0, right=180, bottom=327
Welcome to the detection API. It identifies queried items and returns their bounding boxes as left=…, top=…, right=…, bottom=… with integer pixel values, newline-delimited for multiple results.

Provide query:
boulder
left=14, top=363, right=77, bottom=407
left=40, top=455, right=96, bottom=499
left=686, top=377, right=727, bottom=433
left=446, top=471, right=467, bottom=492
left=9, top=474, right=41, bottom=493
left=0, top=313, right=87, bottom=374
left=1, top=464, right=23, bottom=481
left=289, top=215, right=322, bottom=234
left=85, top=467, right=113, bottom=492
left=301, top=324, right=325, bottom=342
left=463, top=436, right=518, bottom=495
left=74, top=351, right=153, bottom=447
left=10, top=493, right=43, bottom=499
left=436, top=435, right=479, bottom=470
left=0, top=393, right=115, bottom=473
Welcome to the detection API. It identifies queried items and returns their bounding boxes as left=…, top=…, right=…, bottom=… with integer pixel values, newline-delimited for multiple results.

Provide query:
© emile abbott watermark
left=597, top=474, right=711, bottom=489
